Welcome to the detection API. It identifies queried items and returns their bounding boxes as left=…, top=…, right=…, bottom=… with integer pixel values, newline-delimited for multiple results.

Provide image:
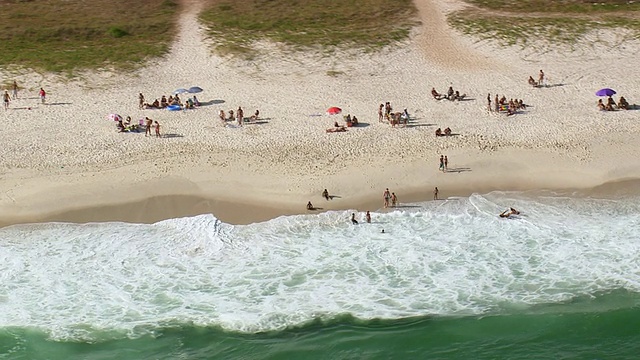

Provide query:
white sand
left=2, top=0, right=640, bottom=225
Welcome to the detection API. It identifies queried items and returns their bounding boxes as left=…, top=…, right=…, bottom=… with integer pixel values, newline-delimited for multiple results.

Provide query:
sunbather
left=447, top=86, right=454, bottom=100
left=160, top=96, right=168, bottom=108
left=444, top=127, right=452, bottom=136
left=452, top=91, right=466, bottom=101
left=435, top=128, right=442, bottom=136
left=528, top=76, right=538, bottom=87
left=250, top=109, right=260, bottom=120
left=618, top=96, right=630, bottom=110
left=598, top=99, right=606, bottom=111
left=193, top=95, right=200, bottom=107
left=431, top=87, right=443, bottom=100
left=326, top=126, right=347, bottom=133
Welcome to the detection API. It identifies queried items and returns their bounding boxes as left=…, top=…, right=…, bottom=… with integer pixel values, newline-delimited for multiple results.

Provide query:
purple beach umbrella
left=595, top=88, right=616, bottom=97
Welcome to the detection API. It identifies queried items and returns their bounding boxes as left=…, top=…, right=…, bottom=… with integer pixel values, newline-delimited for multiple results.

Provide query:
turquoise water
left=1, top=192, right=640, bottom=359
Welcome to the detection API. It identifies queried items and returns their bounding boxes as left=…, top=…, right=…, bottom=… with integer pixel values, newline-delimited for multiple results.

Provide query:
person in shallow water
left=499, top=207, right=520, bottom=218
left=351, top=213, right=358, bottom=225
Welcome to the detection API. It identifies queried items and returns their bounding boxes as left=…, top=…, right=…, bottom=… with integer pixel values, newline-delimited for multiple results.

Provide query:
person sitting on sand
left=447, top=86, right=454, bottom=100
left=618, top=96, right=630, bottom=110
left=452, top=91, right=466, bottom=101
left=193, top=95, right=200, bottom=107
left=322, top=189, right=330, bottom=200
left=116, top=120, right=125, bottom=132
left=444, top=127, right=452, bottom=136
left=597, top=99, right=606, bottom=111
left=160, top=96, right=168, bottom=108
left=185, top=97, right=194, bottom=109
left=168, top=95, right=175, bottom=103
left=499, top=95, right=507, bottom=105
left=528, top=76, right=538, bottom=87
left=351, top=116, right=358, bottom=126
left=307, top=201, right=314, bottom=210
left=219, top=110, right=226, bottom=122
left=250, top=109, right=260, bottom=121
left=431, top=87, right=443, bottom=100
left=605, top=99, right=615, bottom=111
left=435, top=128, right=442, bottom=136
left=228, top=109, right=234, bottom=121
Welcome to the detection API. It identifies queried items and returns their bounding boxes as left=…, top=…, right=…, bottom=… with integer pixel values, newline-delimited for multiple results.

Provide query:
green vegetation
left=199, top=0, right=419, bottom=57
left=0, top=0, right=179, bottom=73
left=449, top=0, right=640, bottom=46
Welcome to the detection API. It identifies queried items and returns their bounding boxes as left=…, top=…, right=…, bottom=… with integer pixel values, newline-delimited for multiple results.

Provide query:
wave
left=1, top=192, right=640, bottom=341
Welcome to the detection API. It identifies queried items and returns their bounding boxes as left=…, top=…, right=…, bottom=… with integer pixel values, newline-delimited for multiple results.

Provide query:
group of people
left=598, top=96, right=631, bottom=111
left=219, top=107, right=260, bottom=126
left=378, top=102, right=410, bottom=127
left=435, top=127, right=452, bottom=136
left=431, top=86, right=467, bottom=101
left=140, top=93, right=200, bottom=110
left=3, top=83, right=46, bottom=110
left=115, top=116, right=161, bottom=137
left=350, top=211, right=372, bottom=224
left=528, top=70, right=545, bottom=87
left=489, top=94, right=527, bottom=116
left=383, top=188, right=398, bottom=208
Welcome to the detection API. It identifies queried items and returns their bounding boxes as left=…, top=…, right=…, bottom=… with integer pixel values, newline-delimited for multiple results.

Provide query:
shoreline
left=3, top=177, right=640, bottom=228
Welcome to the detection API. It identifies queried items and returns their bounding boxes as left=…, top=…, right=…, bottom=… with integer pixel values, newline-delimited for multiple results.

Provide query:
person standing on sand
left=39, top=88, right=46, bottom=104
left=139, top=93, right=145, bottom=109
left=237, top=106, right=244, bottom=126
left=433, top=187, right=439, bottom=200
left=444, top=156, right=448, bottom=171
left=538, top=70, right=544, bottom=87
left=383, top=188, right=391, bottom=208
left=487, top=93, right=491, bottom=112
left=145, top=117, right=153, bottom=136
left=494, top=94, right=499, bottom=112
left=12, top=81, right=18, bottom=99
left=154, top=121, right=161, bottom=137
left=366, top=211, right=371, bottom=223
left=439, top=155, right=445, bottom=172
left=378, top=104, right=384, bottom=122
left=3, top=90, right=10, bottom=110
left=391, top=193, right=398, bottom=207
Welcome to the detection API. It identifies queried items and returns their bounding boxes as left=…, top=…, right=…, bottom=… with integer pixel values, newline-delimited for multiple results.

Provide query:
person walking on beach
left=487, top=93, right=491, bottom=112
left=139, top=93, right=145, bottom=109
left=383, top=188, right=391, bottom=208
left=433, top=187, right=439, bottom=200
left=439, top=155, right=445, bottom=172
left=39, top=88, right=46, bottom=104
left=154, top=121, right=161, bottom=137
left=12, top=81, right=18, bottom=99
left=391, top=192, right=398, bottom=207
left=145, top=117, right=153, bottom=136
left=444, top=156, right=448, bottom=171
left=3, top=90, right=10, bottom=110
left=351, top=213, right=359, bottom=225
left=538, top=70, right=544, bottom=87
left=366, top=211, right=371, bottom=223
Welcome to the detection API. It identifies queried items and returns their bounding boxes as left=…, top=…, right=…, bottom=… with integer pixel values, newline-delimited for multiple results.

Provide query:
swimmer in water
left=500, top=208, right=520, bottom=218
left=381, top=229, right=385, bottom=233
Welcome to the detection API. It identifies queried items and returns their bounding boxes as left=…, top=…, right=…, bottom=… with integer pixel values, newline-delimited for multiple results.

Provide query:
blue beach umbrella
left=173, top=88, right=189, bottom=95
left=595, top=88, right=616, bottom=97
left=188, top=86, right=203, bottom=94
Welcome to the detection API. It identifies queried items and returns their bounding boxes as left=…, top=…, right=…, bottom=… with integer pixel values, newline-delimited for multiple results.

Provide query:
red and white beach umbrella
left=326, top=107, right=342, bottom=115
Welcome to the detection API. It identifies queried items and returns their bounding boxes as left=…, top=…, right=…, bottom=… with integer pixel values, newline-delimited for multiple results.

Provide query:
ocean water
left=1, top=191, right=640, bottom=359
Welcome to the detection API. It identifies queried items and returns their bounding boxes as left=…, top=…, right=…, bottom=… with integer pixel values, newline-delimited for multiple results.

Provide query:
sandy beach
left=2, top=0, right=640, bottom=227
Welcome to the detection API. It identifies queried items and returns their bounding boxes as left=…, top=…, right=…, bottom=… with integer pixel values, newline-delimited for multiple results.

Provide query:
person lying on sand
left=326, top=126, right=347, bottom=133
left=528, top=76, right=538, bottom=87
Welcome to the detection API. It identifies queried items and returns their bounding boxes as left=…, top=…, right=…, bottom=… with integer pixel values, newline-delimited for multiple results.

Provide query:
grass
left=449, top=1, right=640, bottom=46
left=199, top=0, right=419, bottom=57
left=0, top=0, right=179, bottom=74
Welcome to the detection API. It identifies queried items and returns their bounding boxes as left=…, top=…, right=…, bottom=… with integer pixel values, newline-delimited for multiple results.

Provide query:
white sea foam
left=1, top=192, right=640, bottom=340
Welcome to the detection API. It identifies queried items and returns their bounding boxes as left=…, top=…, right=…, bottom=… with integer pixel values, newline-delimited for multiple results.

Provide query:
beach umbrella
left=173, top=88, right=189, bottom=95
left=595, top=88, right=616, bottom=97
left=326, top=107, right=342, bottom=115
left=188, top=86, right=203, bottom=93
left=107, top=113, right=122, bottom=122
